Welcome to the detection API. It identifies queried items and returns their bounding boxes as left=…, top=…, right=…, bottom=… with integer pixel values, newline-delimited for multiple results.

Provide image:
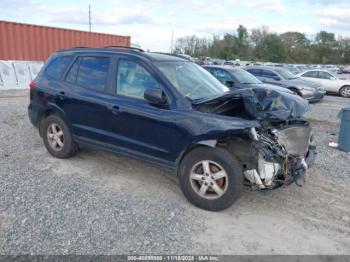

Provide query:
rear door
left=61, top=55, right=115, bottom=142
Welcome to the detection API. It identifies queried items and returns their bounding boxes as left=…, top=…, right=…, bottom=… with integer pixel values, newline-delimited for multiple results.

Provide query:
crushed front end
left=244, top=120, right=317, bottom=189
left=194, top=87, right=317, bottom=189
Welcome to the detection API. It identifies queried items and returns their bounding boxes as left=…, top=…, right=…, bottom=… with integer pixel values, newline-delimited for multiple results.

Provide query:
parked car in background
left=342, top=66, right=350, bottom=74
left=28, top=47, right=316, bottom=211
left=285, top=66, right=302, bottom=75
left=222, top=60, right=241, bottom=67
left=321, top=65, right=341, bottom=75
left=245, top=66, right=325, bottom=102
left=297, top=70, right=350, bottom=98
left=203, top=65, right=295, bottom=95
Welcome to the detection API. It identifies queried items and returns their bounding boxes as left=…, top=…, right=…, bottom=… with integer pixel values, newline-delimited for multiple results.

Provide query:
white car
left=297, top=70, right=350, bottom=98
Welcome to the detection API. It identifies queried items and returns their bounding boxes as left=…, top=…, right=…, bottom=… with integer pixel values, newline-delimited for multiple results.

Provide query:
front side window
left=231, top=69, right=262, bottom=84
left=76, top=57, right=110, bottom=91
left=275, top=68, right=297, bottom=80
left=155, top=61, right=228, bottom=100
left=46, top=56, right=73, bottom=80
left=117, top=60, right=160, bottom=100
left=318, top=71, right=335, bottom=80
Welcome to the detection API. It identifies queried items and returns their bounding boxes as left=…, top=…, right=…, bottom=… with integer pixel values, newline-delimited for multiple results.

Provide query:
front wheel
left=340, top=86, right=350, bottom=98
left=178, top=147, right=243, bottom=211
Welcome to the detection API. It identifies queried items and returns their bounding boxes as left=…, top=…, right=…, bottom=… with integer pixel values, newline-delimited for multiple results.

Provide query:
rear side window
left=66, top=57, right=110, bottom=92
left=262, top=70, right=278, bottom=78
left=246, top=69, right=261, bottom=76
left=45, top=56, right=73, bottom=80
left=302, top=71, right=318, bottom=78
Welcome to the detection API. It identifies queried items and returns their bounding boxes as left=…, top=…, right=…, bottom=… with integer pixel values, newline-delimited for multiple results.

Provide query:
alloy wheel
left=189, top=160, right=229, bottom=200
left=341, top=87, right=350, bottom=97
left=47, top=123, right=64, bottom=151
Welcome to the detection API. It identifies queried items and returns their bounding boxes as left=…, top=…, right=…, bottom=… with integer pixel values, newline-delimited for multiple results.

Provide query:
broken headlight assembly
left=245, top=124, right=314, bottom=189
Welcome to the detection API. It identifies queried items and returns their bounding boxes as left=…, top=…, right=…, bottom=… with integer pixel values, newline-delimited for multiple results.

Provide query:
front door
left=103, top=58, right=185, bottom=164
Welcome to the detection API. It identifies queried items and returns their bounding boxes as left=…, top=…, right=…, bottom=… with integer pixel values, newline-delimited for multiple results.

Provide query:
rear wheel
left=178, top=147, right=243, bottom=211
left=42, top=114, right=78, bottom=158
left=340, top=86, right=350, bottom=98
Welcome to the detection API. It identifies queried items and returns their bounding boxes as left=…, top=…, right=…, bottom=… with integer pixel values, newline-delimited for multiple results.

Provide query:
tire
left=42, top=114, right=78, bottom=158
left=178, top=147, right=243, bottom=211
left=340, top=86, right=350, bottom=98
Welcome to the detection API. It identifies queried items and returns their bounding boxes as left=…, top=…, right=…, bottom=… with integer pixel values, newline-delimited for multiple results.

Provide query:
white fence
left=0, top=60, right=44, bottom=90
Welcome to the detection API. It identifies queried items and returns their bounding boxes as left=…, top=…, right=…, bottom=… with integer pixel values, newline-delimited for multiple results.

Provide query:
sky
left=1, top=0, right=350, bottom=52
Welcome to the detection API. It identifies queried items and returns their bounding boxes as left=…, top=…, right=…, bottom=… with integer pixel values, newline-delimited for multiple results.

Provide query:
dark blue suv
left=28, top=47, right=316, bottom=211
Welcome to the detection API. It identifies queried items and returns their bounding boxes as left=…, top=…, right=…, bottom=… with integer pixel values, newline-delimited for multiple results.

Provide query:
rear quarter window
left=45, top=56, right=73, bottom=80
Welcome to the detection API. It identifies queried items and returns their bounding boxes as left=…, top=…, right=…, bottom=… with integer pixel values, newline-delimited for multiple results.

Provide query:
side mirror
left=144, top=88, right=167, bottom=105
left=225, top=80, right=235, bottom=87
left=273, top=75, right=281, bottom=81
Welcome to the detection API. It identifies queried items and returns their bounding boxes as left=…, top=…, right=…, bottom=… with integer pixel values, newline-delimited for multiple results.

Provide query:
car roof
left=203, top=65, right=241, bottom=71
left=56, top=47, right=188, bottom=62
left=246, top=66, right=278, bottom=71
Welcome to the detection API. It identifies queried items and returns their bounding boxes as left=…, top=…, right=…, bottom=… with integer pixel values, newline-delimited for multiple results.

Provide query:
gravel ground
left=0, top=90, right=350, bottom=255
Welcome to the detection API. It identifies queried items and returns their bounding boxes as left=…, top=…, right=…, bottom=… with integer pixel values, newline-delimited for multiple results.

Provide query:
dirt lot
left=0, top=90, right=349, bottom=255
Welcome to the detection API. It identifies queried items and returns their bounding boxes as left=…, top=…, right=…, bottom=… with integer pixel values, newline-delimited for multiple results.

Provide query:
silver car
left=297, top=70, right=350, bottom=98
left=246, top=66, right=326, bottom=102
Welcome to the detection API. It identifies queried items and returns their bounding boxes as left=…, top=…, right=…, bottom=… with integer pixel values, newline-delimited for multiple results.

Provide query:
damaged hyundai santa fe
left=28, top=47, right=317, bottom=211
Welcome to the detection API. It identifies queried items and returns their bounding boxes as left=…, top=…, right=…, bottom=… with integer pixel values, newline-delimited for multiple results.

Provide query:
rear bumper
left=28, top=103, right=40, bottom=128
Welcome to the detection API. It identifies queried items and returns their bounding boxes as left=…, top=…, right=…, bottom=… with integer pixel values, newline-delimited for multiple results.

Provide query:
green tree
left=237, top=25, right=249, bottom=58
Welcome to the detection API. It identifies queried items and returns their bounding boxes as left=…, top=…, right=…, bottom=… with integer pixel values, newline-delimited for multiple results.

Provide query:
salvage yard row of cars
left=202, top=64, right=350, bottom=99
left=30, top=46, right=346, bottom=212
left=193, top=57, right=350, bottom=99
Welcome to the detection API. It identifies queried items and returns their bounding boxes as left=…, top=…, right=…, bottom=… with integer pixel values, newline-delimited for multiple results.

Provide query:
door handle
left=57, top=91, right=66, bottom=100
left=108, top=104, right=121, bottom=115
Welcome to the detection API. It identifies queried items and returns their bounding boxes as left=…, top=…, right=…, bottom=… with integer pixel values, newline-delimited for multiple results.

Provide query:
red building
left=0, top=20, right=131, bottom=61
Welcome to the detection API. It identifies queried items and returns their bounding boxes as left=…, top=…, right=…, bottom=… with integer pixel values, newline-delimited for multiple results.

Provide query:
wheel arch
left=288, top=86, right=302, bottom=96
left=340, top=85, right=350, bottom=96
left=175, top=132, right=253, bottom=176
left=38, top=105, right=70, bottom=137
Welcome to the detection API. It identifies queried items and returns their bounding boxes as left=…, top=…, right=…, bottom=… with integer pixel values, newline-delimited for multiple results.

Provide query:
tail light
left=29, top=80, right=36, bottom=90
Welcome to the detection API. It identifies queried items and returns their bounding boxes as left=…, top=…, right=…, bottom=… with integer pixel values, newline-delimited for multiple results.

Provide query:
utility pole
left=88, top=5, right=92, bottom=32
left=171, top=29, right=174, bottom=53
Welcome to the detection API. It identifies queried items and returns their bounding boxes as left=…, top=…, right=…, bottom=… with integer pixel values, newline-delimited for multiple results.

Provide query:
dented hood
left=236, top=87, right=309, bottom=121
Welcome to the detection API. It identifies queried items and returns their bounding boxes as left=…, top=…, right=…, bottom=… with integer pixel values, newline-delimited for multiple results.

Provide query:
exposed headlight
left=276, top=126, right=312, bottom=156
left=302, top=86, right=316, bottom=91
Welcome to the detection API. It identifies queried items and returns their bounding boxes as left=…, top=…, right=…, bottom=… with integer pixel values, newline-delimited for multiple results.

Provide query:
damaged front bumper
left=244, top=123, right=317, bottom=190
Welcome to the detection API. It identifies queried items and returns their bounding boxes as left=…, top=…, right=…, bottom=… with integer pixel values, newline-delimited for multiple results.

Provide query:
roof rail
left=103, top=46, right=144, bottom=52
left=151, top=52, right=193, bottom=61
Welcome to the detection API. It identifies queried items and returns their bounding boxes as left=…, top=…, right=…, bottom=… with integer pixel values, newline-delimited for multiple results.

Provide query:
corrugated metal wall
left=0, top=20, right=131, bottom=61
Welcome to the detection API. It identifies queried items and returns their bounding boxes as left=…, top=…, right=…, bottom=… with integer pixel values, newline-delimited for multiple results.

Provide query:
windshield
left=231, top=69, right=262, bottom=84
left=155, top=61, right=228, bottom=100
left=275, top=68, right=298, bottom=80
